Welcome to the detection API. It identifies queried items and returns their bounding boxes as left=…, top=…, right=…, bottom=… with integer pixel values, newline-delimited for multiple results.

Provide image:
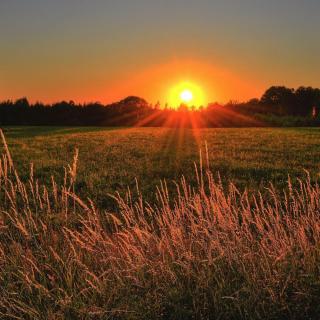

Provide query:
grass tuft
left=0, top=129, right=320, bottom=319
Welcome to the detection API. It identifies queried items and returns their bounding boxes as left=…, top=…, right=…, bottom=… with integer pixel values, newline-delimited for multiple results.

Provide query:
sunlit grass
left=2, top=126, right=320, bottom=210
left=0, top=129, right=320, bottom=319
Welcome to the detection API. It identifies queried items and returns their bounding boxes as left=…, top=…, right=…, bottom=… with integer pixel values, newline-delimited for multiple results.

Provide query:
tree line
left=0, top=86, right=319, bottom=127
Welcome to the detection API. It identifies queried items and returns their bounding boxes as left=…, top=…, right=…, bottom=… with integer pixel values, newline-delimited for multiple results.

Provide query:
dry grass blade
left=0, top=129, right=319, bottom=319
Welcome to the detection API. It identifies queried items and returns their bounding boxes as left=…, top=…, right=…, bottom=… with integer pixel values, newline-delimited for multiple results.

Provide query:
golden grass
left=0, top=129, right=320, bottom=319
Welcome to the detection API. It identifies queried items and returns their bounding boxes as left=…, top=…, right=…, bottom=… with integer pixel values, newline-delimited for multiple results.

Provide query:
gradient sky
left=0, top=0, right=319, bottom=105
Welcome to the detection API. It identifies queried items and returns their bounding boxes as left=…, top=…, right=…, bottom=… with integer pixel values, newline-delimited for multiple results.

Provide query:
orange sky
left=1, top=56, right=265, bottom=107
left=93, top=59, right=265, bottom=107
left=1, top=1, right=319, bottom=106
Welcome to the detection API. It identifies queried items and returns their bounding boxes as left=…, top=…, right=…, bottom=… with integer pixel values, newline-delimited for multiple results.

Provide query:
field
left=3, top=126, right=320, bottom=209
left=1, top=126, right=320, bottom=319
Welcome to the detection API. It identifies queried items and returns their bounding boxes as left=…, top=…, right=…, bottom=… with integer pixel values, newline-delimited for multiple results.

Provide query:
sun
left=180, top=89, right=193, bottom=104
left=168, top=81, right=206, bottom=109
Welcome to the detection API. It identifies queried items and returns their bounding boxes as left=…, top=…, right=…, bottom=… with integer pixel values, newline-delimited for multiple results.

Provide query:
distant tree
left=177, top=104, right=189, bottom=112
left=225, top=100, right=239, bottom=107
left=247, top=98, right=260, bottom=105
left=154, top=101, right=161, bottom=110
left=295, top=87, right=320, bottom=116
left=0, top=86, right=320, bottom=127
left=15, top=97, right=29, bottom=109
left=260, top=86, right=296, bottom=115
left=118, top=96, right=149, bottom=109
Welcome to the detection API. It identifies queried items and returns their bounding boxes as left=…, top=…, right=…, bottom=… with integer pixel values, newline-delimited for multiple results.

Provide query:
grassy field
left=1, top=126, right=320, bottom=319
left=2, top=126, right=320, bottom=209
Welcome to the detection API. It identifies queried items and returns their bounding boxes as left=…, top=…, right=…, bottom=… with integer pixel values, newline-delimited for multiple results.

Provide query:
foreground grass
left=0, top=129, right=320, bottom=319
left=2, top=126, right=320, bottom=210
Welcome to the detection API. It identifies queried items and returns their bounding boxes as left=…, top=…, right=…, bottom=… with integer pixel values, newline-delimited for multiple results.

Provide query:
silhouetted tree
left=0, top=87, right=319, bottom=127
left=295, top=87, right=320, bottom=116
left=15, top=97, right=29, bottom=109
left=260, top=86, right=296, bottom=115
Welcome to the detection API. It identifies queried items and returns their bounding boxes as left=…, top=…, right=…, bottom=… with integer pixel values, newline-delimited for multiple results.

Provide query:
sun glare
left=180, top=89, right=193, bottom=104
left=168, top=81, right=206, bottom=109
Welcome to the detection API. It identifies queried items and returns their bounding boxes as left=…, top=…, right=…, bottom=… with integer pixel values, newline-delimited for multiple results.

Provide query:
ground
left=2, top=126, right=320, bottom=209
left=1, top=126, right=320, bottom=319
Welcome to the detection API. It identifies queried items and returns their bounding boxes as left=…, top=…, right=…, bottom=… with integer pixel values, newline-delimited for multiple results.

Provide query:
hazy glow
left=168, top=81, right=207, bottom=108
left=1, top=1, right=319, bottom=103
left=98, top=59, right=263, bottom=108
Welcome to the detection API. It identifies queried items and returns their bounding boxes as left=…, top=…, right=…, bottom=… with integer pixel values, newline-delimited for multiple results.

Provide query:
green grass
left=1, top=126, right=320, bottom=319
left=2, top=126, right=320, bottom=209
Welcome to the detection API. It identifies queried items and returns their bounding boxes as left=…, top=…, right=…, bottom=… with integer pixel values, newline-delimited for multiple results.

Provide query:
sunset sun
left=168, top=81, right=206, bottom=109
left=180, top=89, right=193, bottom=104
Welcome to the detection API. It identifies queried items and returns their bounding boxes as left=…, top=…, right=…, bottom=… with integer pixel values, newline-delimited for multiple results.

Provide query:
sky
left=0, top=0, right=319, bottom=106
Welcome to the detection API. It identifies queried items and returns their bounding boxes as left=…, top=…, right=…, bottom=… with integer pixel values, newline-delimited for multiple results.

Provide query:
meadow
left=3, top=126, right=320, bottom=209
left=1, top=126, right=320, bottom=319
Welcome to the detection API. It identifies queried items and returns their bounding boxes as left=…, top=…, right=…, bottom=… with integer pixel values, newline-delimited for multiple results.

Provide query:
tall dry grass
left=0, top=129, right=320, bottom=319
